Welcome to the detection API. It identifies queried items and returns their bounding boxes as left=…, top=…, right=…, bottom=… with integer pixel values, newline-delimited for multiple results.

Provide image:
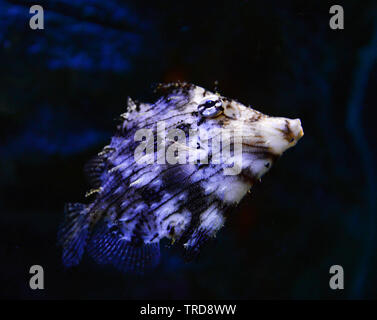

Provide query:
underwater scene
left=0, top=0, right=377, bottom=300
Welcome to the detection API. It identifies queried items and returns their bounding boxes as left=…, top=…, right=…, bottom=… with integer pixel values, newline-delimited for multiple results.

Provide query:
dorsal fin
left=83, top=155, right=107, bottom=188
left=119, top=97, right=140, bottom=123
left=127, top=96, right=137, bottom=111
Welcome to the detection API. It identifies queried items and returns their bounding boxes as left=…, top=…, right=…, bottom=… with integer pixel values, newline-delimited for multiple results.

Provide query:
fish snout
left=288, top=118, right=304, bottom=143
left=262, top=117, right=304, bottom=155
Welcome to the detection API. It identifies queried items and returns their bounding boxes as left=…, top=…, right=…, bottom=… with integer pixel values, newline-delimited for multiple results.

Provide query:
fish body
left=58, top=82, right=303, bottom=273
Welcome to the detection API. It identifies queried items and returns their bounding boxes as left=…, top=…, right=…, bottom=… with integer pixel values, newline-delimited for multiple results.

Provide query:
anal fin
left=88, top=223, right=160, bottom=274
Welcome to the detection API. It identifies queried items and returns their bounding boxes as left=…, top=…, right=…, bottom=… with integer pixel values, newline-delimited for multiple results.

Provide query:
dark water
left=1, top=0, right=376, bottom=299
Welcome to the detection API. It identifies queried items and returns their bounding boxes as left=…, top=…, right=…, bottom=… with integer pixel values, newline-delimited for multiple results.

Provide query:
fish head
left=187, top=85, right=304, bottom=183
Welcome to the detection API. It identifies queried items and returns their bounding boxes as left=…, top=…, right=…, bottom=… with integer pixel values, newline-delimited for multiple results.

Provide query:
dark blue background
left=0, top=0, right=376, bottom=299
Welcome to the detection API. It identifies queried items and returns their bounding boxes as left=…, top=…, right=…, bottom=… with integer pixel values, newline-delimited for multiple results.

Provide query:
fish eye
left=198, top=98, right=223, bottom=118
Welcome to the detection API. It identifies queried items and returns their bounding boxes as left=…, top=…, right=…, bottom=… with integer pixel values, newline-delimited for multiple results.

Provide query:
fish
left=58, top=82, right=304, bottom=273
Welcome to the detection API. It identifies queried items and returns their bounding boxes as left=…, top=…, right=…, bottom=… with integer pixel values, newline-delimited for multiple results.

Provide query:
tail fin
left=58, top=203, right=90, bottom=267
left=88, top=223, right=160, bottom=274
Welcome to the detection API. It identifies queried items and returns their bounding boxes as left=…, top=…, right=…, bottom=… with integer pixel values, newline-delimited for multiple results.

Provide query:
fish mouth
left=289, top=119, right=304, bottom=143
left=298, top=128, right=304, bottom=139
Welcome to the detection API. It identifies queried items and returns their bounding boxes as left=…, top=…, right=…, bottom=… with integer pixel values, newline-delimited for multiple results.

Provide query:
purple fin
left=88, top=224, right=160, bottom=274
left=58, top=203, right=89, bottom=267
left=84, top=156, right=106, bottom=188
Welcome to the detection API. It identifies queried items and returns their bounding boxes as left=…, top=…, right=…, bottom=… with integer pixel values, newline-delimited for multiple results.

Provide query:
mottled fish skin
left=58, top=82, right=304, bottom=273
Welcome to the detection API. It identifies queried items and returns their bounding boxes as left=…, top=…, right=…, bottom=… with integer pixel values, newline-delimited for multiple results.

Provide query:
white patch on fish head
left=208, top=99, right=304, bottom=182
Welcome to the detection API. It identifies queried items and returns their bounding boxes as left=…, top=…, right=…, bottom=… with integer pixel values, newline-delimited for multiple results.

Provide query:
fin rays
left=87, top=223, right=160, bottom=274
left=58, top=203, right=90, bottom=267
